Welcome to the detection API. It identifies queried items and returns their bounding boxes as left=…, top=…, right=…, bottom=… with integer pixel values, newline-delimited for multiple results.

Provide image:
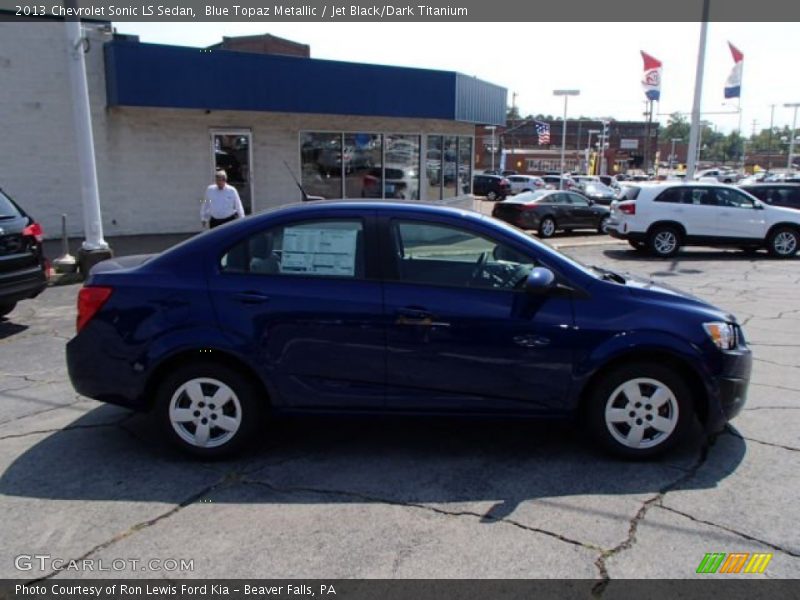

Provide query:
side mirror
left=525, top=267, right=556, bottom=295
left=753, top=200, right=764, bottom=210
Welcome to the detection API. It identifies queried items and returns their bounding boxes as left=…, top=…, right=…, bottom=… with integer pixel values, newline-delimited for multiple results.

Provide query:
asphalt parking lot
left=0, top=236, right=798, bottom=582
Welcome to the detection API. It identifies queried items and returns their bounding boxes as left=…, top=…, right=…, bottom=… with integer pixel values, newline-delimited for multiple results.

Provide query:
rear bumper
left=0, top=266, right=47, bottom=305
left=607, top=227, right=646, bottom=243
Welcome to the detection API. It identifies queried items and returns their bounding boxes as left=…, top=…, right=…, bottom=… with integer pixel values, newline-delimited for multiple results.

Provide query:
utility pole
left=785, top=102, right=800, bottom=171
left=64, top=1, right=112, bottom=274
left=767, top=104, right=775, bottom=172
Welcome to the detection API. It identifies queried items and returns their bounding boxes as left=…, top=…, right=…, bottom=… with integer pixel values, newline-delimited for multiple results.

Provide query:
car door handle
left=396, top=307, right=450, bottom=327
left=233, top=291, right=271, bottom=304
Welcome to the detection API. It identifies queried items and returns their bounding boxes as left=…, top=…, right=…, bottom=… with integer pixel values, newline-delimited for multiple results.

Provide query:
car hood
left=766, top=204, right=800, bottom=218
left=621, top=272, right=734, bottom=321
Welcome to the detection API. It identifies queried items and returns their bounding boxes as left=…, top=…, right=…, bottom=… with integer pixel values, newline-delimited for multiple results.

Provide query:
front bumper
left=704, top=346, right=752, bottom=432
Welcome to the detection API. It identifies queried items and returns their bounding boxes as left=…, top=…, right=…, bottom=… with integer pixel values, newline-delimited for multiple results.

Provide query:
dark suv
left=0, top=188, right=47, bottom=317
left=472, top=174, right=511, bottom=201
left=739, top=183, right=800, bottom=211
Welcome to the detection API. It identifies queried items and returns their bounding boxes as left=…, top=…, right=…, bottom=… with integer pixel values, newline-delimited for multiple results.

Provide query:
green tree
left=661, top=113, right=690, bottom=142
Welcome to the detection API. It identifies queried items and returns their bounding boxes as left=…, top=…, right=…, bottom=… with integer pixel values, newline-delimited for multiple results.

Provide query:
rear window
left=0, top=190, right=23, bottom=219
left=618, top=186, right=641, bottom=200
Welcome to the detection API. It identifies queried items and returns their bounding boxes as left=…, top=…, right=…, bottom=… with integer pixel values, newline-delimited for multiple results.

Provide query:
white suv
left=606, top=182, right=800, bottom=258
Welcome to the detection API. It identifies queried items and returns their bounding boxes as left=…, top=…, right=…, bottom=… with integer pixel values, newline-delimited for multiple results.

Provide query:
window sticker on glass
left=281, top=227, right=358, bottom=276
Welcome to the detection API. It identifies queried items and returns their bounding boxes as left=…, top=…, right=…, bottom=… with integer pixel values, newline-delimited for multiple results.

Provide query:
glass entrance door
left=211, top=130, right=253, bottom=215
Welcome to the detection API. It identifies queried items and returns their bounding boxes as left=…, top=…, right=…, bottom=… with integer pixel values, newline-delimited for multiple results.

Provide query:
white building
left=0, top=21, right=506, bottom=238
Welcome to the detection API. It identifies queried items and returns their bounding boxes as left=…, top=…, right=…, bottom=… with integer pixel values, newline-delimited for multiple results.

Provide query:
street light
left=669, top=138, right=682, bottom=171
left=586, top=129, right=600, bottom=175
left=553, top=89, right=580, bottom=188
left=598, top=120, right=609, bottom=176
left=785, top=103, right=800, bottom=171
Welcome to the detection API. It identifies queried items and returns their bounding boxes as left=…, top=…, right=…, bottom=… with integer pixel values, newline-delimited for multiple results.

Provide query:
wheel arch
left=142, top=348, right=273, bottom=411
left=576, top=349, right=710, bottom=426
left=766, top=221, right=800, bottom=238
left=646, top=220, right=687, bottom=239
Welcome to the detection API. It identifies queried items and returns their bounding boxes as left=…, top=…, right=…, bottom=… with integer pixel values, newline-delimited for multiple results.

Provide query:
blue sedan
left=66, top=201, right=752, bottom=459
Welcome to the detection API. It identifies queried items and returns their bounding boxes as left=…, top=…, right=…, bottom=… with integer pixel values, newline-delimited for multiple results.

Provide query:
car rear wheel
left=0, top=302, right=16, bottom=318
left=766, top=227, right=799, bottom=258
left=538, top=217, right=557, bottom=238
left=585, top=363, right=693, bottom=459
left=598, top=216, right=610, bottom=234
left=155, top=362, right=264, bottom=458
left=648, top=225, right=681, bottom=258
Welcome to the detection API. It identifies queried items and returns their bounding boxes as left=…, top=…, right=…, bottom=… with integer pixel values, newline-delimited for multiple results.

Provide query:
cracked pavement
left=0, top=242, right=798, bottom=581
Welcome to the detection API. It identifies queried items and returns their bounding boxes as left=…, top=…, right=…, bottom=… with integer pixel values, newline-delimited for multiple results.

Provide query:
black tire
left=584, top=362, right=694, bottom=459
left=486, top=190, right=498, bottom=202
left=0, top=302, right=16, bottom=318
left=647, top=225, right=681, bottom=258
left=598, top=216, right=610, bottom=234
left=154, top=361, right=265, bottom=458
left=538, top=216, right=557, bottom=238
left=766, top=226, right=799, bottom=258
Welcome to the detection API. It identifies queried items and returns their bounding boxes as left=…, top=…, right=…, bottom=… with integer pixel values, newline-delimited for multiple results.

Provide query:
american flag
left=535, top=121, right=550, bottom=145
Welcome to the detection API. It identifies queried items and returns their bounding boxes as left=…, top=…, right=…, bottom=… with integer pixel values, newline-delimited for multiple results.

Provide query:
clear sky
left=114, top=22, right=800, bottom=137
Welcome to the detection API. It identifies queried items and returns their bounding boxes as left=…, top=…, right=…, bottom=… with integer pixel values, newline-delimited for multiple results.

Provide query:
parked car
left=0, top=188, right=48, bottom=318
left=473, top=174, right=511, bottom=201
left=66, top=200, right=752, bottom=459
left=739, top=184, right=800, bottom=211
left=541, top=175, right=578, bottom=190
left=506, top=175, right=545, bottom=195
left=694, top=168, right=740, bottom=183
left=492, top=190, right=610, bottom=237
left=581, top=182, right=618, bottom=206
left=361, top=164, right=419, bottom=200
left=605, top=182, right=800, bottom=257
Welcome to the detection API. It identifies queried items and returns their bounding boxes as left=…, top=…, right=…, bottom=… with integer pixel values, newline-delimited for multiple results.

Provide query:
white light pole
left=586, top=129, right=600, bottom=175
left=598, top=120, right=609, bottom=176
left=785, top=102, right=800, bottom=171
left=669, top=138, right=682, bottom=172
left=686, top=0, right=710, bottom=180
left=554, top=89, right=580, bottom=188
left=64, top=3, right=112, bottom=274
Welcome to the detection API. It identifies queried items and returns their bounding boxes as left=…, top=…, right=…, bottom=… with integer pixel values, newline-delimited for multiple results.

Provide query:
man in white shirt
left=201, top=170, right=245, bottom=229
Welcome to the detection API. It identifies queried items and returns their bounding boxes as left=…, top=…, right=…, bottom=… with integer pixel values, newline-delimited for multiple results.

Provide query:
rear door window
left=0, top=190, right=23, bottom=219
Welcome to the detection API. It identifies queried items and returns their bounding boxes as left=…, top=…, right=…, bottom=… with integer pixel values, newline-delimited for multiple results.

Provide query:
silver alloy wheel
left=487, top=191, right=497, bottom=201
left=653, top=231, right=677, bottom=255
left=599, top=216, right=609, bottom=233
left=604, top=377, right=679, bottom=449
left=541, top=218, right=556, bottom=237
left=169, top=377, right=242, bottom=448
left=772, top=231, right=798, bottom=255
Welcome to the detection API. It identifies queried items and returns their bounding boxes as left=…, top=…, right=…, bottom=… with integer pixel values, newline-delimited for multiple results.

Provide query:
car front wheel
left=486, top=191, right=498, bottom=201
left=598, top=216, right=610, bottom=234
left=766, top=227, right=799, bottom=258
left=648, top=226, right=681, bottom=258
left=585, top=363, right=693, bottom=459
left=155, top=362, right=264, bottom=458
left=538, top=216, right=557, bottom=238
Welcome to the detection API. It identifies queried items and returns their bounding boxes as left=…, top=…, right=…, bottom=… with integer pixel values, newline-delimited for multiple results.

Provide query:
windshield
left=0, top=190, right=23, bottom=219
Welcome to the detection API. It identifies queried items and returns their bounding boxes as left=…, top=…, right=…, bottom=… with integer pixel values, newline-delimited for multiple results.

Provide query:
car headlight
left=703, top=322, right=736, bottom=350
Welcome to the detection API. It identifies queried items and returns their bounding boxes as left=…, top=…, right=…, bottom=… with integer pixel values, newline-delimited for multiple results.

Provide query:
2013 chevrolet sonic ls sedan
left=66, top=201, right=752, bottom=459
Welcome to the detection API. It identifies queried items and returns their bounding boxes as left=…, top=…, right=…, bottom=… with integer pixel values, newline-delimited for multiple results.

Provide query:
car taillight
left=618, top=201, right=636, bottom=215
left=23, top=222, right=44, bottom=242
left=76, top=286, right=113, bottom=333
